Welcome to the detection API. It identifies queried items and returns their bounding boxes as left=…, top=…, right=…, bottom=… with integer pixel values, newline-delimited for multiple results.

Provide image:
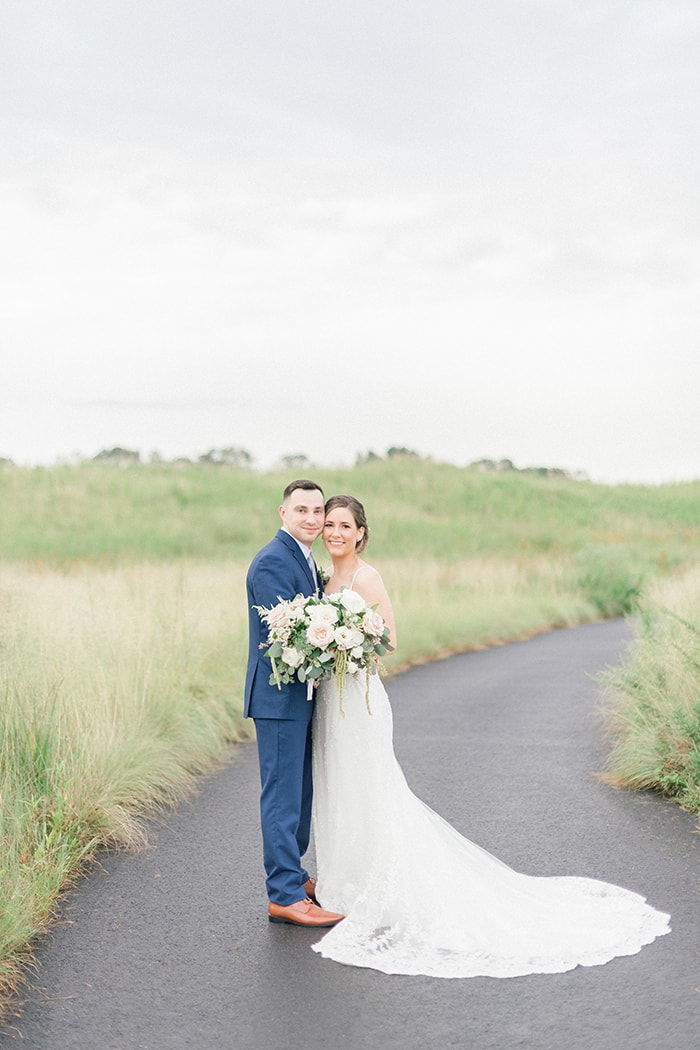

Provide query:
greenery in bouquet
left=256, top=588, right=393, bottom=715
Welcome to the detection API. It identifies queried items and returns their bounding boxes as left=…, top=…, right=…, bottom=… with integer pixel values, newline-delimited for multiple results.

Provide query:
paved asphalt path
left=2, top=620, right=698, bottom=1050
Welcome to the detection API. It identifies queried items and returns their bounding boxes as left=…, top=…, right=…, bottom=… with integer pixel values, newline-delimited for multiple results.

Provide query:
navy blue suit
left=245, top=529, right=318, bottom=904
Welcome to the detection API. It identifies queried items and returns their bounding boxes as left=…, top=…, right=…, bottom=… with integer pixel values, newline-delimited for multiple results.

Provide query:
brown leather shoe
left=268, top=897, right=344, bottom=928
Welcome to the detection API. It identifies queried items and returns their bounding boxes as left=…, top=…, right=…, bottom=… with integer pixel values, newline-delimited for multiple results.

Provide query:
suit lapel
left=276, top=529, right=316, bottom=592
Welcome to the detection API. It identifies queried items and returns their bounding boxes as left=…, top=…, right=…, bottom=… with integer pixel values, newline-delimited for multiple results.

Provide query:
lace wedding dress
left=311, top=672, right=670, bottom=978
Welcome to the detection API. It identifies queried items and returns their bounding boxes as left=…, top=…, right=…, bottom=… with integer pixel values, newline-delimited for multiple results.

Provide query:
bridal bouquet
left=255, top=589, right=393, bottom=715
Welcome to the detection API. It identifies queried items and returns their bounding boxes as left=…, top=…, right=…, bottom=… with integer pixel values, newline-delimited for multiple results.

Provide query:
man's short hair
left=282, top=479, right=325, bottom=502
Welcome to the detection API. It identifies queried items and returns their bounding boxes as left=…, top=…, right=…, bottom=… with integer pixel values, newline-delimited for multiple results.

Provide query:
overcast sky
left=1, top=1, right=698, bottom=482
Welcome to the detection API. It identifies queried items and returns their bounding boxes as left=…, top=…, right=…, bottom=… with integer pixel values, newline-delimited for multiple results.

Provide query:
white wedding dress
left=311, top=671, right=670, bottom=978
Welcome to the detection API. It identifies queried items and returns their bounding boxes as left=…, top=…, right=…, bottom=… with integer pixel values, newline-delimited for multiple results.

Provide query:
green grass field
left=1, top=457, right=699, bottom=567
left=0, top=458, right=699, bottom=1012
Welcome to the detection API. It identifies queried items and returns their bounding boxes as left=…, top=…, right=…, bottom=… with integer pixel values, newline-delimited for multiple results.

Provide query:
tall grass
left=0, top=561, right=248, bottom=1003
left=600, top=567, right=700, bottom=819
left=0, top=460, right=699, bottom=1011
left=383, top=555, right=598, bottom=664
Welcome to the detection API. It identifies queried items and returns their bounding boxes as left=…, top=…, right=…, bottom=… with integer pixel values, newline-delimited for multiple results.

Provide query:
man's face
left=279, top=488, right=325, bottom=547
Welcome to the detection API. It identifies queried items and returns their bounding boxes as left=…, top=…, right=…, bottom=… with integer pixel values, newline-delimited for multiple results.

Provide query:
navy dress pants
left=254, top=717, right=313, bottom=905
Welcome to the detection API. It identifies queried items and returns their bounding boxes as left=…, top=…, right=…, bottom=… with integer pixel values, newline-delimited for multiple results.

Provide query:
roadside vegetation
left=600, top=566, right=700, bottom=820
left=0, top=456, right=699, bottom=1011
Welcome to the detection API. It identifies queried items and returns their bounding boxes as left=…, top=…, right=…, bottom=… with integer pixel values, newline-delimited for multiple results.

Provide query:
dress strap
left=349, top=565, right=381, bottom=589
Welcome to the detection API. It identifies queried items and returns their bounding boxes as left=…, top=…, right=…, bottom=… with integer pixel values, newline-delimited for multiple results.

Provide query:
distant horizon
left=2, top=441, right=697, bottom=488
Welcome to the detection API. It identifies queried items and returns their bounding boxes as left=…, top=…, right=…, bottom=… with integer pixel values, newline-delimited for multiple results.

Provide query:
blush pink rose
left=266, top=603, right=294, bottom=630
left=306, top=621, right=335, bottom=650
left=362, top=609, right=385, bottom=637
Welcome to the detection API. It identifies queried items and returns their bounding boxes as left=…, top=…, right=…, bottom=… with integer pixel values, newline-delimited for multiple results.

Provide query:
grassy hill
left=1, top=457, right=698, bottom=567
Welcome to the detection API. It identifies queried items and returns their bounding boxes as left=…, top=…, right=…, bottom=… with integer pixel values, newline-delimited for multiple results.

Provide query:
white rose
left=339, top=589, right=366, bottom=614
left=333, top=625, right=364, bottom=650
left=282, top=647, right=304, bottom=668
left=346, top=660, right=359, bottom=674
left=306, top=603, right=339, bottom=626
left=351, top=646, right=364, bottom=660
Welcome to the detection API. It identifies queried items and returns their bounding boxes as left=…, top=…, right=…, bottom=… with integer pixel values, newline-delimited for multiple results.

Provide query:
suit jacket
left=244, top=529, right=318, bottom=720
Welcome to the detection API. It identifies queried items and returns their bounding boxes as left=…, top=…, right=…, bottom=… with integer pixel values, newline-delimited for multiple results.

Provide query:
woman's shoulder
left=350, top=563, right=383, bottom=586
left=350, top=564, right=388, bottom=598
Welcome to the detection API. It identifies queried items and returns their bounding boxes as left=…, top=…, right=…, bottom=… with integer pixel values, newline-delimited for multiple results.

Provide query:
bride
left=310, top=494, right=670, bottom=978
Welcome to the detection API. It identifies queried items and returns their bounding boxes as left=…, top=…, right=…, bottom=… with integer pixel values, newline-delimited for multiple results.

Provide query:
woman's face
left=323, top=506, right=364, bottom=556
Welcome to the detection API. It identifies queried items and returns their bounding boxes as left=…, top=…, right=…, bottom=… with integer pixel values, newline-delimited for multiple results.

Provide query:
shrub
left=573, top=543, right=646, bottom=617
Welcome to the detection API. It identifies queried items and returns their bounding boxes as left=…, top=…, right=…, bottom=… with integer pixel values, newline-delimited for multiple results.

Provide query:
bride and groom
left=245, top=480, right=670, bottom=977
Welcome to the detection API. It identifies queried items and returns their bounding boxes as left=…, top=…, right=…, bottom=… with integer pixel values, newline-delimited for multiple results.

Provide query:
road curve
left=2, top=620, right=698, bottom=1050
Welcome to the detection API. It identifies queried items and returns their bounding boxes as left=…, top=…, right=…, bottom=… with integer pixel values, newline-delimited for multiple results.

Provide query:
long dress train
left=310, top=672, right=670, bottom=978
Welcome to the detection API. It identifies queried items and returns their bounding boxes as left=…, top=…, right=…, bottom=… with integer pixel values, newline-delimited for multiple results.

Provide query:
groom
left=245, top=479, right=344, bottom=928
